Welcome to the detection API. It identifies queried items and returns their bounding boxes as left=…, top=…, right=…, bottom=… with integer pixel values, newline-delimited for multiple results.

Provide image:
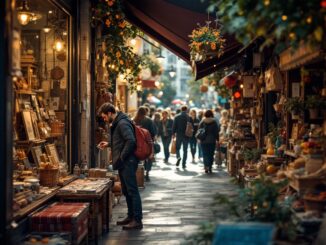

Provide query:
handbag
left=170, top=138, right=176, bottom=154
left=195, top=124, right=207, bottom=141
left=154, top=142, right=161, bottom=154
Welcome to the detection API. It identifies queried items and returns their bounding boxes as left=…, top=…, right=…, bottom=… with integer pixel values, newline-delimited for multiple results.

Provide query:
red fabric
left=30, top=203, right=89, bottom=243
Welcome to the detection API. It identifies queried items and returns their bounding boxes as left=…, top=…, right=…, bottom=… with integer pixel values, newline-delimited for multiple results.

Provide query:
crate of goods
left=30, top=202, right=89, bottom=245
left=39, top=168, right=59, bottom=187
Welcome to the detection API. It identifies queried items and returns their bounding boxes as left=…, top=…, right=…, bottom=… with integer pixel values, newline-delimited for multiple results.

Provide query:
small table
left=56, top=179, right=113, bottom=244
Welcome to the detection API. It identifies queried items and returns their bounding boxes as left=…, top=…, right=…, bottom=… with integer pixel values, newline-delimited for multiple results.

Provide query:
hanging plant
left=91, top=0, right=144, bottom=91
left=189, top=24, right=225, bottom=63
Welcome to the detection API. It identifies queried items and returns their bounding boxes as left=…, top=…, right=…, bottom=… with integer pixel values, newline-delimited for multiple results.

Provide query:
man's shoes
left=145, top=175, right=150, bottom=182
left=176, top=158, right=181, bottom=167
left=182, top=164, right=187, bottom=169
left=122, top=219, right=143, bottom=230
left=209, top=168, right=212, bottom=174
left=117, top=217, right=133, bottom=226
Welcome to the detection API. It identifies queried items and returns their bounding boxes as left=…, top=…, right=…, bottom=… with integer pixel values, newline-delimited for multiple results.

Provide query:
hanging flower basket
left=189, top=25, right=225, bottom=63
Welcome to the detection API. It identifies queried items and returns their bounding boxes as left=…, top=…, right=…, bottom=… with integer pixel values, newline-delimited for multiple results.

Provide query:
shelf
left=15, top=139, right=47, bottom=145
left=15, top=90, right=36, bottom=95
left=13, top=187, right=60, bottom=221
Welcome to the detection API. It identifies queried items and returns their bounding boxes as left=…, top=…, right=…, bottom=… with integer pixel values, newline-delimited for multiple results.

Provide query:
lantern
left=224, top=75, right=237, bottom=88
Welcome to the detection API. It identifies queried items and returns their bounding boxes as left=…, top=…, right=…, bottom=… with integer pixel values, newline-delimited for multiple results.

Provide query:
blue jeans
left=162, top=136, right=172, bottom=161
left=201, top=143, right=216, bottom=169
left=189, top=137, right=197, bottom=158
left=176, top=136, right=189, bottom=166
left=119, top=158, right=143, bottom=222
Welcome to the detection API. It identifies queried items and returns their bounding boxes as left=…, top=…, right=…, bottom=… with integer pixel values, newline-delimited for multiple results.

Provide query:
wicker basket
left=39, top=168, right=59, bottom=187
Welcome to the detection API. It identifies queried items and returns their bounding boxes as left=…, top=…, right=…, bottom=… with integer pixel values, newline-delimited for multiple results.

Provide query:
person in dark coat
left=98, top=103, right=143, bottom=230
left=198, top=109, right=219, bottom=173
left=189, top=109, right=200, bottom=163
left=158, top=110, right=173, bottom=163
left=134, top=106, right=156, bottom=181
left=172, top=105, right=190, bottom=168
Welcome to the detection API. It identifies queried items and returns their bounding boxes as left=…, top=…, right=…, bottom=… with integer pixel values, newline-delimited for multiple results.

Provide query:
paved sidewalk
left=100, top=151, right=236, bottom=245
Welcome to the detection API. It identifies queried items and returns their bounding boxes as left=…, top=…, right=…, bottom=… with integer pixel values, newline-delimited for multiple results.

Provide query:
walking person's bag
left=170, top=138, right=176, bottom=154
left=185, top=122, right=194, bottom=137
left=133, top=124, right=153, bottom=160
left=195, top=124, right=207, bottom=141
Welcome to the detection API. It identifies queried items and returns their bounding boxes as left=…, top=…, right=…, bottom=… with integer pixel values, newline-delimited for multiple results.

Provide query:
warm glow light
left=234, top=91, right=241, bottom=99
left=18, top=12, right=31, bottom=25
left=54, top=41, right=63, bottom=52
left=240, top=84, right=244, bottom=89
left=43, top=27, right=51, bottom=33
left=130, top=39, right=137, bottom=46
left=136, top=84, right=142, bottom=91
left=155, top=81, right=160, bottom=87
left=281, top=15, right=288, bottom=21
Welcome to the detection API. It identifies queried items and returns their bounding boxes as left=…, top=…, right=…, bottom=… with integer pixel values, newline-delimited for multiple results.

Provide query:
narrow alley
left=100, top=151, right=236, bottom=245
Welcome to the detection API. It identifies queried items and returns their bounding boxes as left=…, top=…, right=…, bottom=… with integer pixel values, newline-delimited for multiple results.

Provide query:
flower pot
left=309, top=109, right=319, bottom=119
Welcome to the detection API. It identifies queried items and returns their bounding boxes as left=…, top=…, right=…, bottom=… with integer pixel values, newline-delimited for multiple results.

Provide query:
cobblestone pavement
left=100, top=149, right=237, bottom=245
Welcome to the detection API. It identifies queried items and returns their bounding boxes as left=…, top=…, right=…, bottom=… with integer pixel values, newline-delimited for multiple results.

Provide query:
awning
left=142, top=80, right=158, bottom=89
left=124, top=0, right=242, bottom=80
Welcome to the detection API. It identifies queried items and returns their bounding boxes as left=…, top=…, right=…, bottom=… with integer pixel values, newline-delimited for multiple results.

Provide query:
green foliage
left=91, top=0, right=145, bottom=91
left=187, top=78, right=203, bottom=106
left=159, top=74, right=177, bottom=107
left=142, top=55, right=162, bottom=76
left=209, top=0, right=325, bottom=52
left=305, top=95, right=325, bottom=109
left=242, top=148, right=262, bottom=162
left=267, top=123, right=280, bottom=145
left=185, top=176, right=298, bottom=244
left=284, top=97, right=304, bottom=113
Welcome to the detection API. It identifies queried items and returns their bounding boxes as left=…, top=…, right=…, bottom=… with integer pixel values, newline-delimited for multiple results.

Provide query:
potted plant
left=284, top=97, right=304, bottom=119
left=305, top=95, right=323, bottom=119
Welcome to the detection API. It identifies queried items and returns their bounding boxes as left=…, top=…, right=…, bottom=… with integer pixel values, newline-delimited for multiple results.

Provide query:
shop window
left=13, top=0, right=71, bottom=217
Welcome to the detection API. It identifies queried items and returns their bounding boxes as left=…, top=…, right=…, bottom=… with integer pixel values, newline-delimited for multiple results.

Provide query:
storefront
left=0, top=0, right=82, bottom=243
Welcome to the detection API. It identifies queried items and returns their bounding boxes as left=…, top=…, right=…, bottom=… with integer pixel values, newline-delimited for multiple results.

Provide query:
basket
left=39, top=168, right=59, bottom=187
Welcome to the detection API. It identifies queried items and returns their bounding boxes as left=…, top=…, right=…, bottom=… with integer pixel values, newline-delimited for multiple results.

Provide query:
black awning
left=124, top=0, right=242, bottom=80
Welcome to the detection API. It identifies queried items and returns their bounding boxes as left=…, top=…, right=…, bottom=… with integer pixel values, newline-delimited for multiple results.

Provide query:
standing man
left=98, top=103, right=143, bottom=230
left=172, top=105, right=190, bottom=168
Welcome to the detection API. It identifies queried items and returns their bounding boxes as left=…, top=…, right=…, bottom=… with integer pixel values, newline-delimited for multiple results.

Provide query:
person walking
left=172, top=105, right=191, bottom=168
left=158, top=110, right=173, bottom=163
left=197, top=110, right=204, bottom=161
left=134, top=106, right=156, bottom=181
left=198, top=109, right=219, bottom=173
left=97, top=103, right=143, bottom=230
left=189, top=109, right=200, bottom=163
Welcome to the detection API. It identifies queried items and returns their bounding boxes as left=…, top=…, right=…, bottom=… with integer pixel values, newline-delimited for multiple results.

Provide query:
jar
left=25, top=178, right=40, bottom=193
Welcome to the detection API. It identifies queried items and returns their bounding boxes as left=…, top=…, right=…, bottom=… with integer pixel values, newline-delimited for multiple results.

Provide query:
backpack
left=195, top=124, right=207, bottom=141
left=185, top=121, right=194, bottom=137
left=133, top=124, right=153, bottom=160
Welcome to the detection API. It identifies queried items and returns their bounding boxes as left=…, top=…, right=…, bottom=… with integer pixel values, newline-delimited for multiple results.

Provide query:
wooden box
left=30, top=202, right=89, bottom=245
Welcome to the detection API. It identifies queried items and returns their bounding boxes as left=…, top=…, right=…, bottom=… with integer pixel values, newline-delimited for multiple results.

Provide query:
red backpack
left=133, top=124, right=153, bottom=160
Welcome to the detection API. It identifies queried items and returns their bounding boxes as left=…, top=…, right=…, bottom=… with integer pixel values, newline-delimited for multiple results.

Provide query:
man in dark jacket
left=172, top=105, right=190, bottom=168
left=98, top=103, right=143, bottom=230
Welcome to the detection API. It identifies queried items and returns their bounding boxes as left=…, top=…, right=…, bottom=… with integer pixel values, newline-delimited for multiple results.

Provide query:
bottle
left=73, top=164, right=80, bottom=177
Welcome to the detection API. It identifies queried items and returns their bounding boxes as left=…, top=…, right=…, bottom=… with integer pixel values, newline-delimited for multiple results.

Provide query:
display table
left=56, top=178, right=113, bottom=244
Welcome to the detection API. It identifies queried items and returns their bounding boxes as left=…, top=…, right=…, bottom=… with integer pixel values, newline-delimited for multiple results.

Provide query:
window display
left=13, top=0, right=71, bottom=218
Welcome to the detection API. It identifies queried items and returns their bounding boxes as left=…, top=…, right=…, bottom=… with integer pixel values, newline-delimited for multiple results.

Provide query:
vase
left=267, top=145, right=275, bottom=155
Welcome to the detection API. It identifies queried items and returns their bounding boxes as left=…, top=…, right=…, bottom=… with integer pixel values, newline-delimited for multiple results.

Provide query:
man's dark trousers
left=176, top=136, right=189, bottom=167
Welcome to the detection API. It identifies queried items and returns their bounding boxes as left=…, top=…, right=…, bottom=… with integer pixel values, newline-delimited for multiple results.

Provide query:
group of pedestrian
left=96, top=102, right=222, bottom=231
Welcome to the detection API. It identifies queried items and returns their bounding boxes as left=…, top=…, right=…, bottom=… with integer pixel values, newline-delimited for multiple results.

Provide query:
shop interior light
left=43, top=26, right=51, bottom=33
left=156, top=49, right=165, bottom=63
left=54, top=40, right=63, bottom=52
left=17, top=0, right=42, bottom=25
left=155, top=81, right=160, bottom=87
left=240, top=84, right=244, bottom=89
left=168, top=65, right=176, bottom=78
